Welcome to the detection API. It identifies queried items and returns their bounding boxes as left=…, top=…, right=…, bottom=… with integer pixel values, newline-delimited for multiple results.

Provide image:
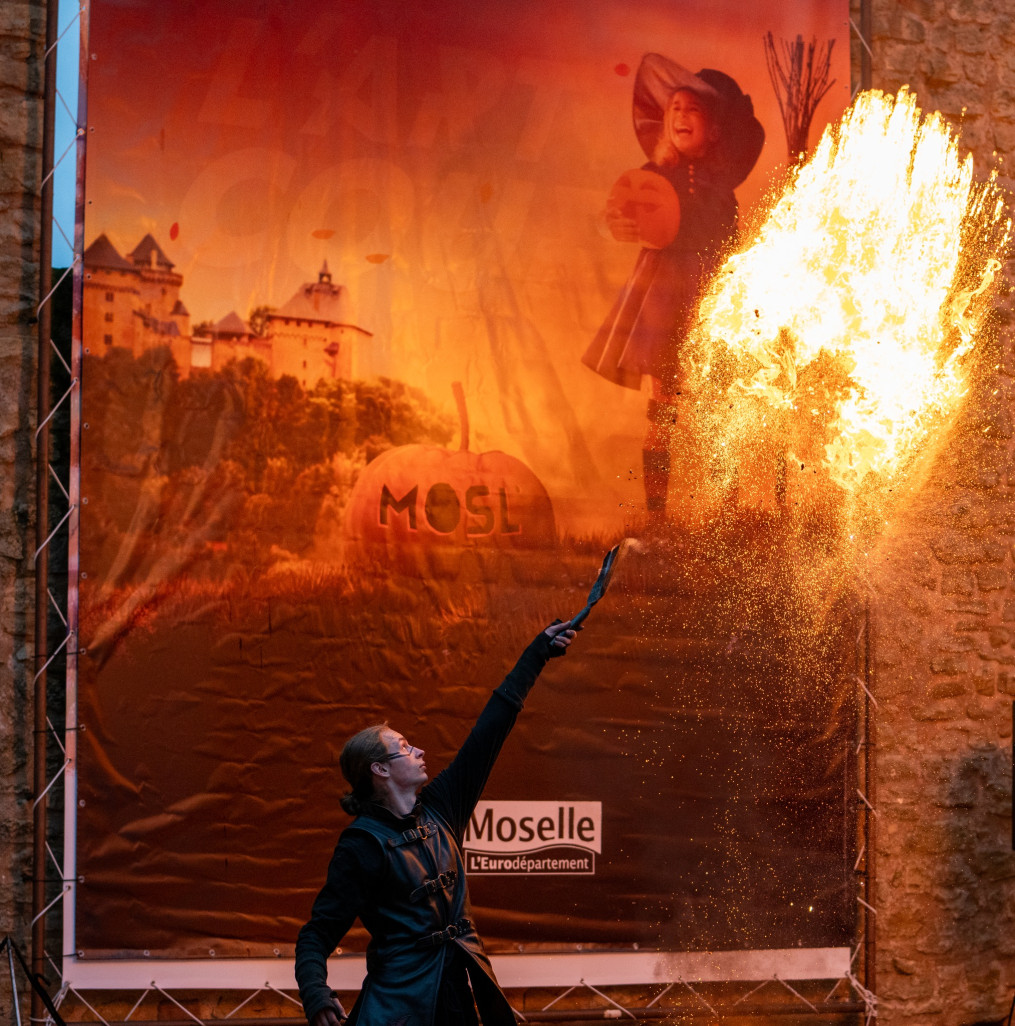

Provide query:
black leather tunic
left=344, top=807, right=514, bottom=1025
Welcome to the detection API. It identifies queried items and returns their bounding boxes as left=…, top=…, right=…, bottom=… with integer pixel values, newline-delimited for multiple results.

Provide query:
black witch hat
left=633, top=52, right=765, bottom=187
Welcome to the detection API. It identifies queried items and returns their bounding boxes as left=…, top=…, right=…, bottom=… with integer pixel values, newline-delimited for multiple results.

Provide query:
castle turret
left=265, top=264, right=372, bottom=386
left=82, top=233, right=140, bottom=354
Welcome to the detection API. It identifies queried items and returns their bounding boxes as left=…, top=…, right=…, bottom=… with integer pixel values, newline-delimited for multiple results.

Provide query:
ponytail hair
left=339, top=724, right=389, bottom=816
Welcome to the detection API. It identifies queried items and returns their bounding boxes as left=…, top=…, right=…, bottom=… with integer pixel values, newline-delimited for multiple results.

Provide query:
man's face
left=664, top=88, right=718, bottom=160
left=375, top=727, right=428, bottom=790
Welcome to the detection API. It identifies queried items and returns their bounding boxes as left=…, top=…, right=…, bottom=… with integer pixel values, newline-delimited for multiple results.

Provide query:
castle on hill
left=82, top=232, right=373, bottom=387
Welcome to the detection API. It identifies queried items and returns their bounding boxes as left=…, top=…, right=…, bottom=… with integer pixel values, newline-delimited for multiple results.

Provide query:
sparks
left=687, top=88, right=1010, bottom=496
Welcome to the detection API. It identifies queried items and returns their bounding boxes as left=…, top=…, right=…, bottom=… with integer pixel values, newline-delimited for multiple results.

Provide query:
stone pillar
left=866, top=1, right=1015, bottom=1023
left=0, top=0, right=43, bottom=1021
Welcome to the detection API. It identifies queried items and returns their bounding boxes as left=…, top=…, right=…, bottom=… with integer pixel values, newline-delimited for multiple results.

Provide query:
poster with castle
left=76, top=0, right=854, bottom=959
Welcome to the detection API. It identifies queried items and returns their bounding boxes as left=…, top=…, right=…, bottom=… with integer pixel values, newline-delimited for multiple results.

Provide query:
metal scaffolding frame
left=32, top=0, right=86, bottom=1022
left=26, top=0, right=878, bottom=1022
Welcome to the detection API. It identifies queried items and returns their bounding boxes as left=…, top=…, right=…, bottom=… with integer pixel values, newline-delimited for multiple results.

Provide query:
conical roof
left=275, top=279, right=358, bottom=326
left=214, top=310, right=248, bottom=335
left=129, top=233, right=174, bottom=271
left=84, top=233, right=134, bottom=271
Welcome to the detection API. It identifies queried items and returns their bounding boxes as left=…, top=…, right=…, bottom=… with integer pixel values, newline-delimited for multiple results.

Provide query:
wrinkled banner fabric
left=77, top=0, right=853, bottom=958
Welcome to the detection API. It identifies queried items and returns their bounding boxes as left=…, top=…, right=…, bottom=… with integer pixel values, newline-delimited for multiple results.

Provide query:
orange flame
left=687, top=89, right=1010, bottom=497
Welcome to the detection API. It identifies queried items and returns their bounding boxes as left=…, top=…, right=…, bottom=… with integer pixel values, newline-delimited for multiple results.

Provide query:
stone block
left=959, top=54, right=992, bottom=88
left=882, top=898, right=931, bottom=943
left=956, top=617, right=991, bottom=633
left=954, top=22, right=989, bottom=54
left=940, top=569, right=975, bottom=595
left=988, top=626, right=1012, bottom=648
left=998, top=670, right=1015, bottom=695
left=0, top=42, right=40, bottom=93
left=882, top=755, right=922, bottom=785
left=937, top=633, right=978, bottom=653
left=973, top=673, right=996, bottom=696
left=0, top=503, right=28, bottom=560
left=976, top=566, right=1008, bottom=591
left=912, top=698, right=961, bottom=721
left=895, top=13, right=927, bottom=42
left=941, top=496, right=992, bottom=529
left=945, top=598, right=990, bottom=616
left=930, top=654, right=962, bottom=675
left=908, top=549, right=940, bottom=589
left=939, top=723, right=974, bottom=753
left=965, top=695, right=1001, bottom=721
left=993, top=89, right=1015, bottom=120
left=1002, top=47, right=1015, bottom=78
left=974, top=650, right=1009, bottom=674
left=982, top=780, right=1013, bottom=814
left=995, top=12, right=1015, bottom=39
left=908, top=914, right=956, bottom=957
left=980, top=406, right=1015, bottom=441
left=966, top=965, right=1002, bottom=998
left=930, top=536, right=978, bottom=564
left=880, top=42, right=925, bottom=81
left=899, top=0, right=942, bottom=23
left=983, top=540, right=1009, bottom=562
left=879, top=969, right=936, bottom=1002
left=884, top=802, right=922, bottom=828
left=929, top=678, right=967, bottom=700
left=915, top=46, right=960, bottom=89
left=905, top=591, right=935, bottom=614
left=0, top=97, right=38, bottom=151
left=944, top=0, right=978, bottom=21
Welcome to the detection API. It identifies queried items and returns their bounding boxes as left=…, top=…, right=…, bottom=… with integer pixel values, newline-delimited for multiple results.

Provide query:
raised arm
left=423, top=621, right=575, bottom=837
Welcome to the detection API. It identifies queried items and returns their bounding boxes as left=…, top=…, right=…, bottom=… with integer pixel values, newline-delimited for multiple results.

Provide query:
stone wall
left=0, top=0, right=43, bottom=1021
left=866, top=1, right=1015, bottom=1025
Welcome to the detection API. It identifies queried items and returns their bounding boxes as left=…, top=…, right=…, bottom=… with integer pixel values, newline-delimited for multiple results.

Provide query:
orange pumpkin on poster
left=340, top=383, right=555, bottom=576
left=607, top=168, right=680, bottom=249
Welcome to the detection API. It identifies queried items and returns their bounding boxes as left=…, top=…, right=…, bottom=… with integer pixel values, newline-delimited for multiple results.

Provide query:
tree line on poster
left=83, top=346, right=454, bottom=583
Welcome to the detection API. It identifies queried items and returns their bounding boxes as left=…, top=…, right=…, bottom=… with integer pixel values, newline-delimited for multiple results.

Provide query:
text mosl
left=380, top=483, right=520, bottom=536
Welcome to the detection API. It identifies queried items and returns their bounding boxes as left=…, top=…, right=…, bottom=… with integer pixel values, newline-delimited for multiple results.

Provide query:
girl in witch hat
left=583, top=53, right=764, bottom=530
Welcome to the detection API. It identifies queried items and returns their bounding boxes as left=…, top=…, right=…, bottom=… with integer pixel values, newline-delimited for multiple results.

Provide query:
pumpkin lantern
left=340, top=382, right=556, bottom=576
left=606, top=168, right=681, bottom=250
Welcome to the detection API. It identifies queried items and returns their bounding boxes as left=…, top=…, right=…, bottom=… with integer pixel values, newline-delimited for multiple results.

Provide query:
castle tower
left=265, top=261, right=372, bottom=387
left=82, top=233, right=141, bottom=355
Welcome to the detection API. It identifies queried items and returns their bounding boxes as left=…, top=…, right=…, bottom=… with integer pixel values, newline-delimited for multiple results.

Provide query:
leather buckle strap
left=417, top=917, right=471, bottom=948
left=387, top=823, right=435, bottom=848
left=409, top=870, right=457, bottom=902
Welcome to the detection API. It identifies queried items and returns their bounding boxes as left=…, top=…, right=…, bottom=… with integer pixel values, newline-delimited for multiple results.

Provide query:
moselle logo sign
left=464, top=801, right=601, bottom=875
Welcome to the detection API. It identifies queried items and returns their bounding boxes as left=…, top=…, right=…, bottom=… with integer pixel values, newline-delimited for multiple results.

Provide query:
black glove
left=544, top=618, right=579, bottom=657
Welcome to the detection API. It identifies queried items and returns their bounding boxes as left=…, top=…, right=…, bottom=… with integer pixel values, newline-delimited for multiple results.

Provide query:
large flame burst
left=686, top=89, right=1010, bottom=502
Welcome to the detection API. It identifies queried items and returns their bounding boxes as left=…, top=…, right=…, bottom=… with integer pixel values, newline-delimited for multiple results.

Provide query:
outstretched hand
left=544, top=620, right=578, bottom=655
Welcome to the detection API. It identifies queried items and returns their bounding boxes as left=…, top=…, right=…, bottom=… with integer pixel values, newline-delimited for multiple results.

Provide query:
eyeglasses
left=376, top=743, right=421, bottom=763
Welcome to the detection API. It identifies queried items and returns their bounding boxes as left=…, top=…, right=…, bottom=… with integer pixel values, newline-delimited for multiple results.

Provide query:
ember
left=685, top=88, right=1010, bottom=505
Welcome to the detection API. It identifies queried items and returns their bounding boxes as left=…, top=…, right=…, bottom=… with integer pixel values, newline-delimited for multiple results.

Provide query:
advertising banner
left=77, top=0, right=854, bottom=959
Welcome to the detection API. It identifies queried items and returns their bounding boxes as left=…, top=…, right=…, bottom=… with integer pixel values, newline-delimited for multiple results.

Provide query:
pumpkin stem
left=452, top=380, right=469, bottom=452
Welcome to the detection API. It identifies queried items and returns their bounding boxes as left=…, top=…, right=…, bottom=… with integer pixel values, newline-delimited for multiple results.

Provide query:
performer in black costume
left=295, top=619, right=578, bottom=1026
